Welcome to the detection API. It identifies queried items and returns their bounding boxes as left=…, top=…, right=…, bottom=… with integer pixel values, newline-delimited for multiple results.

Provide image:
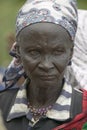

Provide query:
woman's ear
left=9, top=42, right=19, bottom=58
left=68, top=47, right=74, bottom=66
left=70, top=47, right=73, bottom=59
left=15, top=43, right=22, bottom=63
left=15, top=43, right=20, bottom=58
left=11, top=42, right=21, bottom=62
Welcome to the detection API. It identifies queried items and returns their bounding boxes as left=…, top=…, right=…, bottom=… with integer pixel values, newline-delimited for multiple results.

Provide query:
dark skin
left=16, top=23, right=73, bottom=109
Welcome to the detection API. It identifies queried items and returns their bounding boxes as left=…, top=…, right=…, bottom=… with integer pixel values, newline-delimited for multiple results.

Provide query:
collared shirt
left=7, top=80, right=72, bottom=127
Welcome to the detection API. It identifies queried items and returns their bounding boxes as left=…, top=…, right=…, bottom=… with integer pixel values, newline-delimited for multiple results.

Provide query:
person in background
left=0, top=0, right=87, bottom=130
left=70, top=9, right=87, bottom=90
left=65, top=9, right=87, bottom=90
left=0, top=67, right=5, bottom=90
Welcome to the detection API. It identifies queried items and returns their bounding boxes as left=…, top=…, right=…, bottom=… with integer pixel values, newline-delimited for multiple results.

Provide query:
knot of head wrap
left=16, top=0, right=78, bottom=40
left=3, top=0, right=78, bottom=89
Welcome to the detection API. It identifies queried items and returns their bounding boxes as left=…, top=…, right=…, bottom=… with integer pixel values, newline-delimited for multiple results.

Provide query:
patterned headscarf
left=3, top=0, right=78, bottom=89
left=16, top=0, right=78, bottom=40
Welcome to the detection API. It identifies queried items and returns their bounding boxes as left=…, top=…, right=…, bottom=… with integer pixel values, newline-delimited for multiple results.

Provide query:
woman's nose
left=38, top=55, right=54, bottom=71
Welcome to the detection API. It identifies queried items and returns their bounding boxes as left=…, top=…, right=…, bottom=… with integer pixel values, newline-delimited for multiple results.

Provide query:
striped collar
left=7, top=80, right=72, bottom=122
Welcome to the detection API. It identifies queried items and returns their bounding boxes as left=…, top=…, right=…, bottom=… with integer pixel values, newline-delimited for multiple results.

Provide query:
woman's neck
left=27, top=79, right=64, bottom=108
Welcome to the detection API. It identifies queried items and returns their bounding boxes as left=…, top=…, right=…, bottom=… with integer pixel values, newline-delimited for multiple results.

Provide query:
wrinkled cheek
left=21, top=57, right=38, bottom=77
left=22, top=61, right=31, bottom=76
left=55, top=59, right=69, bottom=74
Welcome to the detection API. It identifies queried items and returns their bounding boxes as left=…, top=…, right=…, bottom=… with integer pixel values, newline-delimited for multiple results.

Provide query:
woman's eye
left=53, top=49, right=64, bottom=55
left=27, top=50, right=40, bottom=57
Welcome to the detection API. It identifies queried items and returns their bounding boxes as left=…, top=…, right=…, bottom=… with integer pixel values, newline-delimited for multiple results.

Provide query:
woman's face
left=17, top=23, right=73, bottom=86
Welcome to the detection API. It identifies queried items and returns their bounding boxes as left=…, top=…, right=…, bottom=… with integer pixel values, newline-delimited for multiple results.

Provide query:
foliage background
left=0, top=0, right=87, bottom=67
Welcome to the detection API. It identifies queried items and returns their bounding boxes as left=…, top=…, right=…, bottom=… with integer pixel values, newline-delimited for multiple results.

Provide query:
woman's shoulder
left=0, top=88, right=19, bottom=107
left=0, top=88, right=19, bottom=118
left=0, top=87, right=19, bottom=98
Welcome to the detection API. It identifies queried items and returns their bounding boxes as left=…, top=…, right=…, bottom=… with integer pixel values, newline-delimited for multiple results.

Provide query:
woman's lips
left=39, top=75, right=56, bottom=81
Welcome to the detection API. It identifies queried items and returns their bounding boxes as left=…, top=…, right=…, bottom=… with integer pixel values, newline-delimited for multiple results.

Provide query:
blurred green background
left=0, top=0, right=87, bottom=67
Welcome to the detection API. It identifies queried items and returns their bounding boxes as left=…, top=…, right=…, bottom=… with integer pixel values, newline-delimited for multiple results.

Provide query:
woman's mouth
left=39, top=75, right=56, bottom=81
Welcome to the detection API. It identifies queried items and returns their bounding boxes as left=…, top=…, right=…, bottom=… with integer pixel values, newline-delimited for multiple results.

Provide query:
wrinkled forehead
left=17, top=22, right=73, bottom=48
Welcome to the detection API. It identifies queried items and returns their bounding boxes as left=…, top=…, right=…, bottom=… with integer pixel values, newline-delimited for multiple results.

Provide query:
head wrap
left=16, top=0, right=78, bottom=40
left=3, top=0, right=78, bottom=89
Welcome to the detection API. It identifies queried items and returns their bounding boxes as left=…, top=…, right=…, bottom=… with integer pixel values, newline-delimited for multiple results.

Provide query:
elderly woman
left=0, top=67, right=5, bottom=90
left=0, top=0, right=87, bottom=130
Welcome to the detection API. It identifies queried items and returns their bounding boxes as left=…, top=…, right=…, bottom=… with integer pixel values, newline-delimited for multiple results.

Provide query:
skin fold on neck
left=27, top=76, right=64, bottom=109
